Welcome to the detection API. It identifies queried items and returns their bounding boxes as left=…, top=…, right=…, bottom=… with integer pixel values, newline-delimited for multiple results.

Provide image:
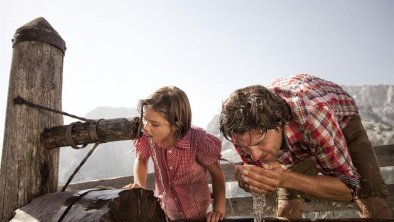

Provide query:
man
left=219, top=74, right=391, bottom=218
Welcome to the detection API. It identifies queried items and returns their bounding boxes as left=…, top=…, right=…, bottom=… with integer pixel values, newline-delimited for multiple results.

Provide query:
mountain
left=59, top=107, right=141, bottom=183
left=59, top=85, right=394, bottom=184
left=343, top=85, right=394, bottom=145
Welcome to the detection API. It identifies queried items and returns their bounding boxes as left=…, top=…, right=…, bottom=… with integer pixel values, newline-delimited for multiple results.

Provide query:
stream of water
left=252, top=192, right=267, bottom=222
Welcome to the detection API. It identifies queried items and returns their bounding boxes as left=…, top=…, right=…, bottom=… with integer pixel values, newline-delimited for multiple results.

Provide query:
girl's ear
left=170, top=121, right=182, bottom=136
left=170, top=123, right=179, bottom=133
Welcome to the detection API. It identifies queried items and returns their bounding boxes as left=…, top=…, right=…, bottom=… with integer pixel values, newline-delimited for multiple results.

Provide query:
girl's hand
left=206, top=210, right=224, bottom=222
left=122, top=183, right=141, bottom=189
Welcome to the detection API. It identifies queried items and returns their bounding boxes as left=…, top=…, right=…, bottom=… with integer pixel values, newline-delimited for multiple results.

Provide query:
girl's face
left=142, top=107, right=175, bottom=146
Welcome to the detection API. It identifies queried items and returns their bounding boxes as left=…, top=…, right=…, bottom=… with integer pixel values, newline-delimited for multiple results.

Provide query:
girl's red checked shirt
left=135, top=127, right=221, bottom=220
left=236, top=74, right=361, bottom=194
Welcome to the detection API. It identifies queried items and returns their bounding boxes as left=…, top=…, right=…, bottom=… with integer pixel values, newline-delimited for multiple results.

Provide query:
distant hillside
left=59, top=107, right=141, bottom=183
left=343, top=85, right=394, bottom=145
left=59, top=85, right=394, bottom=184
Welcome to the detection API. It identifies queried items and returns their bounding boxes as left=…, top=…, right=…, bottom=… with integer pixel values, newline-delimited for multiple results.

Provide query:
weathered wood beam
left=373, top=144, right=394, bottom=167
left=0, top=17, right=65, bottom=221
left=224, top=183, right=394, bottom=216
left=11, top=188, right=167, bottom=222
left=40, top=117, right=142, bottom=149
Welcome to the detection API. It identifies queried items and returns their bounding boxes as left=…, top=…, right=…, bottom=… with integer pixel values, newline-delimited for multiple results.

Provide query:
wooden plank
left=63, top=173, right=156, bottom=191
left=374, top=144, right=394, bottom=167
left=225, top=184, right=394, bottom=216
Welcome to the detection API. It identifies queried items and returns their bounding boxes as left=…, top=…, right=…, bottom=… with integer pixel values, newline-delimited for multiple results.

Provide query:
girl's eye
left=142, top=118, right=158, bottom=127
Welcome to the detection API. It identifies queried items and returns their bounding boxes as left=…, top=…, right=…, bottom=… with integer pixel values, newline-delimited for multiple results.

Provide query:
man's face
left=231, top=128, right=283, bottom=162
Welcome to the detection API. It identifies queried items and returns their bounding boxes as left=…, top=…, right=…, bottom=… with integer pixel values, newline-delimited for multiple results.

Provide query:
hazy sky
left=1, top=0, right=393, bottom=154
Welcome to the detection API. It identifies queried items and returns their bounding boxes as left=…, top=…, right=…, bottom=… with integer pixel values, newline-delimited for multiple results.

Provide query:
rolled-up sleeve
left=135, top=134, right=151, bottom=159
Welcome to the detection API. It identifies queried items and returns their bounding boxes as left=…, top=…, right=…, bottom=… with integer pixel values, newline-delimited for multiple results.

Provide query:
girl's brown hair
left=138, top=86, right=192, bottom=139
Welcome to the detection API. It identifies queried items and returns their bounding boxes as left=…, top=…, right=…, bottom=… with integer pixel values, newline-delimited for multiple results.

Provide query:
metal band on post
left=65, top=122, right=87, bottom=149
left=13, top=27, right=66, bottom=53
left=88, top=119, right=104, bottom=143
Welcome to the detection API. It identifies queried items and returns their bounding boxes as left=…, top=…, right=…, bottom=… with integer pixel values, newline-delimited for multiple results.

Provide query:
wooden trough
left=11, top=188, right=167, bottom=222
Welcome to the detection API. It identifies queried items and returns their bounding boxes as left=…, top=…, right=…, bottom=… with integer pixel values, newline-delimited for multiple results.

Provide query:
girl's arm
left=206, top=161, right=226, bottom=221
left=132, top=155, right=149, bottom=188
left=123, top=155, right=148, bottom=189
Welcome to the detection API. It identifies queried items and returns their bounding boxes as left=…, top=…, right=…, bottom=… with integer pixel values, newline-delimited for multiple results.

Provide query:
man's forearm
left=281, top=170, right=353, bottom=202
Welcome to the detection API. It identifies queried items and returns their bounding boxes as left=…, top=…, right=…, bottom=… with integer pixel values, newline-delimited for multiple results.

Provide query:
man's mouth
left=261, top=151, right=275, bottom=162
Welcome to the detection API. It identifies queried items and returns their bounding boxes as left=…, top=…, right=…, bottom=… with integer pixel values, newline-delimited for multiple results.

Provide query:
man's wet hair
left=219, top=85, right=292, bottom=140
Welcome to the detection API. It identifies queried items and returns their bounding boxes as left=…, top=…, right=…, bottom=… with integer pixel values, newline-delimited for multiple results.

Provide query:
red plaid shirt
left=135, top=127, right=221, bottom=220
left=236, top=74, right=360, bottom=193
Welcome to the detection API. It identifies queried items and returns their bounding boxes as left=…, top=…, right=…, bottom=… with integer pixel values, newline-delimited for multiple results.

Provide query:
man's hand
left=122, top=183, right=141, bottom=190
left=206, top=210, right=224, bottom=222
left=235, top=165, right=250, bottom=192
left=236, top=161, right=284, bottom=194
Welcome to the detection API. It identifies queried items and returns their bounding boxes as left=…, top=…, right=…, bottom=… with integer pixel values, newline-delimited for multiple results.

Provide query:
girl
left=124, top=86, right=225, bottom=222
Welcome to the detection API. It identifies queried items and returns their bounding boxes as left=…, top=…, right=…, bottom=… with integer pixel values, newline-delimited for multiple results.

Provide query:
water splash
left=227, top=197, right=235, bottom=216
left=148, top=137, right=170, bottom=222
left=252, top=192, right=266, bottom=222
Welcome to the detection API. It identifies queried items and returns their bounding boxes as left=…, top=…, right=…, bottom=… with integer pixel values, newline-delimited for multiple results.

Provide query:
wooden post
left=0, top=17, right=66, bottom=221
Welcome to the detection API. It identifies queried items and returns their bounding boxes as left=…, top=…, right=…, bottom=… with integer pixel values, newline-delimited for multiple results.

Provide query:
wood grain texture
left=11, top=188, right=167, bottom=222
left=0, top=17, right=64, bottom=221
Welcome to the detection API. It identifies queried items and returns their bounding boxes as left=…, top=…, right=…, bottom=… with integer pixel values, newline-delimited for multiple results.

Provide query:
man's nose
left=249, top=148, right=262, bottom=162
